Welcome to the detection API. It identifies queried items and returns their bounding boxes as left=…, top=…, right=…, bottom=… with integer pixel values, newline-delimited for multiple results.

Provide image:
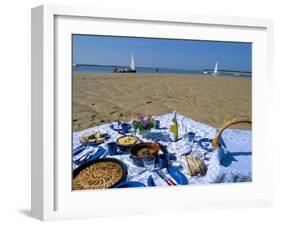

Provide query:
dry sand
left=73, top=73, right=251, bottom=132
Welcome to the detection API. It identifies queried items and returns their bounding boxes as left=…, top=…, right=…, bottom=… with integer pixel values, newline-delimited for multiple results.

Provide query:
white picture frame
left=31, top=4, right=274, bottom=221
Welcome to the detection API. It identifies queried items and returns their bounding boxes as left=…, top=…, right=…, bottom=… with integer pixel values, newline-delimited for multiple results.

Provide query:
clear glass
left=182, top=139, right=193, bottom=154
left=190, top=140, right=205, bottom=159
left=143, top=156, right=155, bottom=172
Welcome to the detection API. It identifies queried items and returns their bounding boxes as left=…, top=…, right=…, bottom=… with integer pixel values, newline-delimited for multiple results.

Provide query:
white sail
left=130, top=54, right=135, bottom=70
left=213, top=62, right=218, bottom=75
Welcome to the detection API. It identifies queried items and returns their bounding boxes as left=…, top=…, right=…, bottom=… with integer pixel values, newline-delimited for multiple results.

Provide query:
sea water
left=72, top=65, right=252, bottom=78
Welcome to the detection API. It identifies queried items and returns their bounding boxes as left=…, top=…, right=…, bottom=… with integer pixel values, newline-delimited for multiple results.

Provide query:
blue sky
left=72, top=35, right=252, bottom=71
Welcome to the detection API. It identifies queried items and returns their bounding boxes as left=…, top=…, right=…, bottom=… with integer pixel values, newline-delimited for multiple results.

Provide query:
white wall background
left=0, top=0, right=280, bottom=225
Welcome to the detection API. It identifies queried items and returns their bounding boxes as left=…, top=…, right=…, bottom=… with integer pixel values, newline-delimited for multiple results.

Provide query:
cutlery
left=73, top=144, right=86, bottom=156
left=74, top=149, right=96, bottom=164
left=154, top=170, right=176, bottom=186
left=118, top=131, right=127, bottom=136
left=160, top=171, right=177, bottom=185
left=76, top=147, right=107, bottom=165
left=154, top=170, right=172, bottom=186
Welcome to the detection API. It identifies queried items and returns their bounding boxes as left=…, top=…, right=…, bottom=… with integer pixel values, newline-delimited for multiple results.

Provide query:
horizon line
left=73, top=63, right=252, bottom=73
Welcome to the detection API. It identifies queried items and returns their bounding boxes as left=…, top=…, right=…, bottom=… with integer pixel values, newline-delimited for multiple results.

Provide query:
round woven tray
left=73, top=158, right=127, bottom=190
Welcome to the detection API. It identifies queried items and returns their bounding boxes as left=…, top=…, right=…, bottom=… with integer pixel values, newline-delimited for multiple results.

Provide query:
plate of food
left=79, top=131, right=109, bottom=145
left=73, top=158, right=127, bottom=190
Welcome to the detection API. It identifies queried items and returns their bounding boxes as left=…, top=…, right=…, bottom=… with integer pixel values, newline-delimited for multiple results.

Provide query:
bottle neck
left=172, top=112, right=177, bottom=125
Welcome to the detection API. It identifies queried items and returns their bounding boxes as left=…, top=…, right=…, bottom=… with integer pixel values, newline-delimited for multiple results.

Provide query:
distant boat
left=130, top=54, right=135, bottom=71
left=113, top=54, right=137, bottom=73
left=212, top=62, right=219, bottom=76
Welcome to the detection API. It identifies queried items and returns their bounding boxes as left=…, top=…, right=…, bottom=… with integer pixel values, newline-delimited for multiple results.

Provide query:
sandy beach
left=72, top=73, right=251, bottom=132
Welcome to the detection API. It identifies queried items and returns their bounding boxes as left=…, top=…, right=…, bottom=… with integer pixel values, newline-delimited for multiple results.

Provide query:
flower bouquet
left=132, top=115, right=156, bottom=135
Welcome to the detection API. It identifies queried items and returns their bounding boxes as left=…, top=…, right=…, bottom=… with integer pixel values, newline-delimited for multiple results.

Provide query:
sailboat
left=212, top=62, right=218, bottom=76
left=129, top=54, right=136, bottom=72
left=113, top=54, right=137, bottom=73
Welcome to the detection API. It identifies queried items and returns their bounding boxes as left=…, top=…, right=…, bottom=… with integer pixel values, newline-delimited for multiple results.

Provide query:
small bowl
left=117, top=135, right=138, bottom=151
left=130, top=142, right=160, bottom=167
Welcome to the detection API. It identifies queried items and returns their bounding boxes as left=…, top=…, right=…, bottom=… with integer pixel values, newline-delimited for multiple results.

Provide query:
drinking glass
left=187, top=132, right=196, bottom=143
left=121, top=123, right=130, bottom=133
left=143, top=156, right=155, bottom=172
left=158, top=154, right=168, bottom=169
left=107, top=142, right=117, bottom=155
left=154, top=120, right=160, bottom=129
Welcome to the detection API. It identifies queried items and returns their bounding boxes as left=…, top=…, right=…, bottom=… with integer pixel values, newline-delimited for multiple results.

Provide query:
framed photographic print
left=31, top=4, right=274, bottom=221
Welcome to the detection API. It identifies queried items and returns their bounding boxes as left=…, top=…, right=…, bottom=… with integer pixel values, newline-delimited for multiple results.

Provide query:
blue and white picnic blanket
left=72, top=113, right=252, bottom=186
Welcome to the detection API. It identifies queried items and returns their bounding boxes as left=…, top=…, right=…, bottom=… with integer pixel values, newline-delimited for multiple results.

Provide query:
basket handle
left=212, top=118, right=252, bottom=149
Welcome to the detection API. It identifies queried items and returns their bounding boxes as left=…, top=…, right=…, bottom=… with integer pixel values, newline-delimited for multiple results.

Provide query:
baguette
left=184, top=155, right=207, bottom=177
left=80, top=131, right=97, bottom=142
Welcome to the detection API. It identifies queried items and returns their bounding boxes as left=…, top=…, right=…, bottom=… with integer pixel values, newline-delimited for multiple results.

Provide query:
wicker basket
left=212, top=118, right=252, bottom=150
left=184, top=118, right=252, bottom=177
